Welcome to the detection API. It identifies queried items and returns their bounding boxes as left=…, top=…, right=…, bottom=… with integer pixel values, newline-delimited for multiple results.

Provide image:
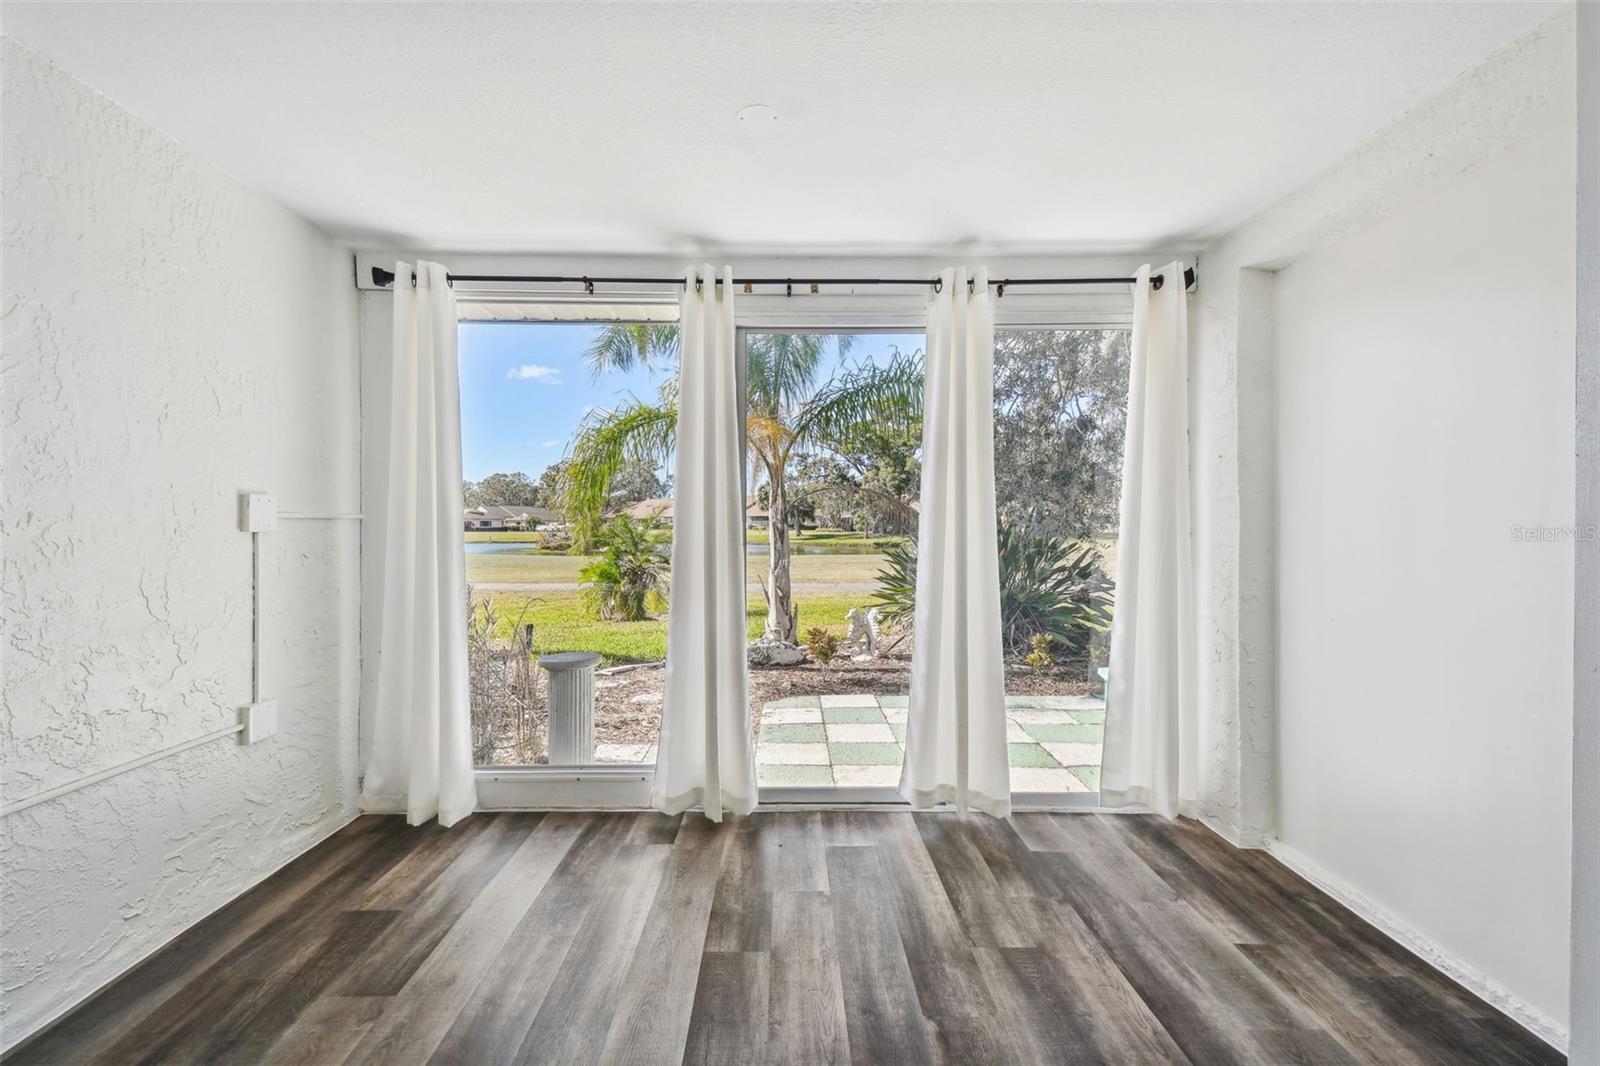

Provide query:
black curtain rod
left=370, top=266, right=1196, bottom=295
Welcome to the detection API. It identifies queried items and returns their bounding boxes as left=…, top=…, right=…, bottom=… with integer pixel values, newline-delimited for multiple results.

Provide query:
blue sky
left=458, top=322, right=923, bottom=483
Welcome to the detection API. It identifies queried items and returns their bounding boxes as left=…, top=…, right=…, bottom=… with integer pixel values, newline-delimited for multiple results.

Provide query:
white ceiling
left=4, top=1, right=1562, bottom=255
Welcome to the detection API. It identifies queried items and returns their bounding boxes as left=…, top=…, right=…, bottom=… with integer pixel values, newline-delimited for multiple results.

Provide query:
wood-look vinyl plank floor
left=8, top=812, right=1564, bottom=1066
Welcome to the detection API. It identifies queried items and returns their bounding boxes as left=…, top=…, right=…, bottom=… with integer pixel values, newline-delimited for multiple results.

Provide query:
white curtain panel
left=360, top=260, right=478, bottom=827
left=900, top=266, right=1010, bottom=817
left=1100, top=262, right=1197, bottom=819
left=651, top=265, right=757, bottom=821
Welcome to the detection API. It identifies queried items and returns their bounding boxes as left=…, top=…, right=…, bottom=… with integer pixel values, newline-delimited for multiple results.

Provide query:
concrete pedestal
left=539, top=652, right=602, bottom=765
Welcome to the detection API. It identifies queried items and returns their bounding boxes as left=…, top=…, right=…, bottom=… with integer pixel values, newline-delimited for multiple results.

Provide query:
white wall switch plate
left=241, top=699, right=278, bottom=744
left=239, top=492, right=277, bottom=532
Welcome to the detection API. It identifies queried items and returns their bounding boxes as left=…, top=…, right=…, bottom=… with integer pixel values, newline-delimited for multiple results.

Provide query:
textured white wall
left=1273, top=121, right=1574, bottom=1036
left=1191, top=8, right=1576, bottom=1047
left=1192, top=10, right=1576, bottom=844
left=0, top=37, right=360, bottom=1048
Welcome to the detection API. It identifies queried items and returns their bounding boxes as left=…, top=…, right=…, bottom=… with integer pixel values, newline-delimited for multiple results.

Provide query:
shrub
left=805, top=626, right=841, bottom=665
left=1026, top=633, right=1055, bottom=672
left=465, top=593, right=544, bottom=765
left=869, top=527, right=1114, bottom=660
left=579, top=515, right=670, bottom=621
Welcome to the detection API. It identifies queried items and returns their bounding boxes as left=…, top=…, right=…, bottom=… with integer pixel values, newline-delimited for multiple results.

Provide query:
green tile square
left=1021, top=722, right=1104, bottom=744
left=829, top=741, right=903, bottom=766
left=888, top=722, right=907, bottom=743
left=823, top=706, right=885, bottom=725
left=759, top=723, right=826, bottom=743
left=1008, top=742, right=1060, bottom=768
left=766, top=695, right=822, bottom=709
left=758, top=764, right=835, bottom=787
left=1069, top=764, right=1101, bottom=790
left=1070, top=708, right=1106, bottom=724
left=877, top=694, right=910, bottom=708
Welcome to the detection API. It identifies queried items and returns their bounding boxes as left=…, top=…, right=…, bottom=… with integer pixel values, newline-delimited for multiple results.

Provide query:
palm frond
left=564, top=402, right=678, bottom=543
left=745, top=333, right=857, bottom=416
left=789, top=353, right=924, bottom=452
left=583, top=324, right=681, bottom=378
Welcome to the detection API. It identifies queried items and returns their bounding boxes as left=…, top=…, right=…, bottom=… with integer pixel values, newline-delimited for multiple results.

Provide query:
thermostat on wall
left=239, top=492, right=277, bottom=532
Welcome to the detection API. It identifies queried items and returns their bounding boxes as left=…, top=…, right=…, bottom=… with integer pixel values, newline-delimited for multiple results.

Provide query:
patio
left=594, top=692, right=1105, bottom=793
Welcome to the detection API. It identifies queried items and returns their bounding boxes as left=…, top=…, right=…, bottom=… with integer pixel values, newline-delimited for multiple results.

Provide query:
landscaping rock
left=747, top=638, right=808, bottom=667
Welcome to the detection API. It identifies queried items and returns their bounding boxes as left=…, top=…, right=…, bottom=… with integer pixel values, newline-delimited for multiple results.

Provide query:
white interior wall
left=1193, top=7, right=1577, bottom=1047
left=1272, top=121, right=1574, bottom=1036
left=0, top=38, right=361, bottom=1049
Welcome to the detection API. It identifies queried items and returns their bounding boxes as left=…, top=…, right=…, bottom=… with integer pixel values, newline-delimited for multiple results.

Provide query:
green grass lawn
left=466, top=549, right=888, bottom=587
left=471, top=588, right=869, bottom=665
left=466, top=551, right=590, bottom=584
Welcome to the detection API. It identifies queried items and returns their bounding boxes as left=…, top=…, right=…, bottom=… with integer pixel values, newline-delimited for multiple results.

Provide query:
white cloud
left=507, top=364, right=561, bottom=383
left=542, top=440, right=560, bottom=448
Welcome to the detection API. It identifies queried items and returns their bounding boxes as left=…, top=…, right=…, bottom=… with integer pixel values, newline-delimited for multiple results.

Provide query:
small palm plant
left=579, top=515, right=670, bottom=621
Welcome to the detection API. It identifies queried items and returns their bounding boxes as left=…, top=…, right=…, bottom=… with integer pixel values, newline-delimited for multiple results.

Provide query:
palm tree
left=566, top=328, right=921, bottom=643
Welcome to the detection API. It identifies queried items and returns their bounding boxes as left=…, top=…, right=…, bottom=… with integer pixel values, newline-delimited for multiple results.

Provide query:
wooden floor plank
left=597, top=817, right=729, bottom=1065
left=15, top=812, right=1562, bottom=1066
left=681, top=950, right=770, bottom=1066
left=511, top=839, right=671, bottom=1064
left=766, top=891, right=850, bottom=1066
left=825, top=844, right=939, bottom=1066
left=427, top=813, right=627, bottom=1064
left=338, top=813, right=579, bottom=1066
left=338, top=813, right=533, bottom=996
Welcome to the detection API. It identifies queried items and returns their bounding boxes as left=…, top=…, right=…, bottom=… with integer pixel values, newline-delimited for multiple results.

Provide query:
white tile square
left=820, top=693, right=879, bottom=708
left=592, top=743, right=653, bottom=764
left=761, top=708, right=823, bottom=725
left=1005, top=723, right=1031, bottom=742
left=832, top=763, right=901, bottom=787
left=1040, top=741, right=1103, bottom=768
left=1010, top=766, right=1092, bottom=792
left=826, top=723, right=897, bottom=744
left=881, top=708, right=908, bottom=724
left=756, top=742, right=831, bottom=766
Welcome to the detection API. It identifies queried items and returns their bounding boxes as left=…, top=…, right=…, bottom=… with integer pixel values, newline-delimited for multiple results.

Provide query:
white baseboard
left=1264, top=838, right=1568, bottom=1054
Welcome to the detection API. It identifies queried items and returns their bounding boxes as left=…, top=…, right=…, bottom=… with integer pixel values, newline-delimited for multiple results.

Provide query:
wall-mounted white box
left=240, top=700, right=278, bottom=744
left=239, top=492, right=277, bottom=533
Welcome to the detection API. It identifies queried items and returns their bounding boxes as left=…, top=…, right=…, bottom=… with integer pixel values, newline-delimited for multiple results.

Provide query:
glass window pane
left=993, top=328, right=1131, bottom=795
left=746, top=331, right=924, bottom=791
left=460, top=320, right=677, bottom=767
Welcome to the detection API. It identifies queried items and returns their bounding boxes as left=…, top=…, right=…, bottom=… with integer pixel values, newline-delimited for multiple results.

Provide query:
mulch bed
left=587, top=649, right=1098, bottom=747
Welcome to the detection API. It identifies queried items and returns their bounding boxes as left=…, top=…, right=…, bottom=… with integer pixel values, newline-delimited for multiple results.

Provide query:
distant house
left=608, top=496, right=772, bottom=530
left=463, top=504, right=555, bottom=531
left=613, top=498, right=675, bottom=524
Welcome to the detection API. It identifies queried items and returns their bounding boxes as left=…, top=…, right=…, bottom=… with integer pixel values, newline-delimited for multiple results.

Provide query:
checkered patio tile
left=754, top=693, right=1104, bottom=790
